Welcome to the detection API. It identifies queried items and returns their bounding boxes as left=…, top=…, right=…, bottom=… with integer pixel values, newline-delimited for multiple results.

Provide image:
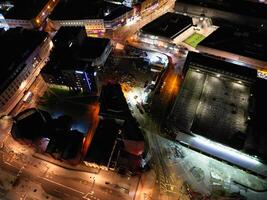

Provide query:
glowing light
left=216, top=74, right=221, bottom=77
left=75, top=70, right=83, bottom=74
left=84, top=72, right=92, bottom=91
left=19, top=80, right=27, bottom=90
left=193, top=135, right=261, bottom=165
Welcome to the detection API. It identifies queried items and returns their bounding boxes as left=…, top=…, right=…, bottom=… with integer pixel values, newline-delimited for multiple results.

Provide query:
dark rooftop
left=11, top=108, right=52, bottom=139
left=46, top=129, right=84, bottom=160
left=104, top=4, right=132, bottom=21
left=99, top=83, right=131, bottom=120
left=42, top=27, right=110, bottom=73
left=249, top=78, right=267, bottom=160
left=141, top=12, right=192, bottom=40
left=85, top=119, right=121, bottom=166
left=49, top=0, right=104, bottom=20
left=169, top=52, right=267, bottom=161
left=4, top=0, right=47, bottom=20
left=177, top=0, right=267, bottom=19
left=0, top=28, right=48, bottom=94
left=198, top=27, right=267, bottom=62
left=77, top=37, right=110, bottom=61
left=185, top=52, right=257, bottom=82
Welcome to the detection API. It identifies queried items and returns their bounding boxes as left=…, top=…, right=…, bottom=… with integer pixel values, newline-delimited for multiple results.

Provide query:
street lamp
left=90, top=177, right=95, bottom=194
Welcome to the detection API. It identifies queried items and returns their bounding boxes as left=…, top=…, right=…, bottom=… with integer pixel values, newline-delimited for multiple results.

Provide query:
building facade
left=0, top=28, right=52, bottom=116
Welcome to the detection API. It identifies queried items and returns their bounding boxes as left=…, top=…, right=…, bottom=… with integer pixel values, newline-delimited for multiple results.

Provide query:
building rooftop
left=46, top=129, right=84, bottom=160
left=0, top=28, right=48, bottom=94
left=99, top=83, right=131, bottom=120
left=103, top=3, right=132, bottom=21
left=3, top=0, right=47, bottom=20
left=184, top=52, right=257, bottom=81
left=42, top=27, right=110, bottom=72
left=177, top=0, right=267, bottom=19
left=198, top=26, right=267, bottom=62
left=141, top=12, right=192, bottom=40
left=11, top=108, right=52, bottom=139
left=49, top=0, right=105, bottom=20
left=77, top=37, right=110, bottom=61
left=85, top=119, right=121, bottom=166
left=170, top=52, right=267, bottom=161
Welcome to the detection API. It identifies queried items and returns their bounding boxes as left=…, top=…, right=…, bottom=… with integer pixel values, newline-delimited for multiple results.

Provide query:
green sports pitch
left=184, top=33, right=205, bottom=48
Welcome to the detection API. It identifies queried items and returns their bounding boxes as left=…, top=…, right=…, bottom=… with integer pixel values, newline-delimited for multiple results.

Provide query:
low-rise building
left=175, top=0, right=267, bottom=30
left=169, top=52, right=267, bottom=178
left=11, top=108, right=52, bottom=140
left=0, top=0, right=59, bottom=29
left=197, top=25, right=267, bottom=69
left=48, top=0, right=134, bottom=33
left=0, top=28, right=52, bottom=116
left=138, top=12, right=193, bottom=49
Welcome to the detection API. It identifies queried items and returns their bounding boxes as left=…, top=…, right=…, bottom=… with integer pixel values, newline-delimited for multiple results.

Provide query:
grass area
left=184, top=33, right=205, bottom=48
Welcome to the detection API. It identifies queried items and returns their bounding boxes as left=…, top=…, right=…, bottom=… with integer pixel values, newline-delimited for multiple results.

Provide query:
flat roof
left=170, top=53, right=267, bottom=161
left=184, top=52, right=257, bottom=81
left=99, top=83, right=131, bottom=119
left=199, top=27, right=267, bottom=62
left=49, top=0, right=104, bottom=20
left=77, top=37, right=110, bottom=61
left=46, top=130, right=84, bottom=159
left=12, top=108, right=51, bottom=139
left=4, top=0, right=47, bottom=20
left=104, top=4, right=132, bottom=21
left=85, top=119, right=121, bottom=166
left=177, top=0, right=267, bottom=19
left=141, top=12, right=192, bottom=39
left=42, top=27, right=110, bottom=72
left=0, top=28, right=47, bottom=94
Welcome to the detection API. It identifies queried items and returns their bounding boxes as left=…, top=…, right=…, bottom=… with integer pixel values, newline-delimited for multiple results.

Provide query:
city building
left=11, top=108, right=52, bottom=140
left=99, top=83, right=132, bottom=124
left=0, top=28, right=52, bottom=116
left=103, top=2, right=133, bottom=30
left=0, top=0, right=59, bottom=29
left=138, top=12, right=193, bottom=49
left=46, top=129, right=84, bottom=161
left=196, top=25, right=267, bottom=69
left=48, top=0, right=134, bottom=34
left=11, top=108, right=84, bottom=162
left=84, top=83, right=145, bottom=172
left=168, top=52, right=267, bottom=178
left=175, top=0, right=267, bottom=30
left=41, top=27, right=111, bottom=94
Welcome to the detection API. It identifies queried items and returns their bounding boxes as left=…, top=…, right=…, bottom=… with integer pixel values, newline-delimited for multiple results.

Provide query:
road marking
left=41, top=177, right=84, bottom=195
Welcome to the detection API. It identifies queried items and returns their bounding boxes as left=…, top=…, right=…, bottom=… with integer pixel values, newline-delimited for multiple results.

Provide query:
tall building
left=41, top=27, right=111, bottom=94
left=0, top=28, right=52, bottom=116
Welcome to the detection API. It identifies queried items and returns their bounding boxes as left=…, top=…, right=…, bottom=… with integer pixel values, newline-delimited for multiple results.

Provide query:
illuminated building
left=48, top=0, right=134, bottom=34
left=169, top=52, right=267, bottom=178
left=41, top=27, right=111, bottom=94
left=0, top=28, right=51, bottom=116
left=0, top=0, right=59, bottom=29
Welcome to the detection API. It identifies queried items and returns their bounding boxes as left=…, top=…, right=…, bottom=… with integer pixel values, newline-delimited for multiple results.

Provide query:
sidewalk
left=134, top=170, right=156, bottom=200
left=33, top=153, right=99, bottom=174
